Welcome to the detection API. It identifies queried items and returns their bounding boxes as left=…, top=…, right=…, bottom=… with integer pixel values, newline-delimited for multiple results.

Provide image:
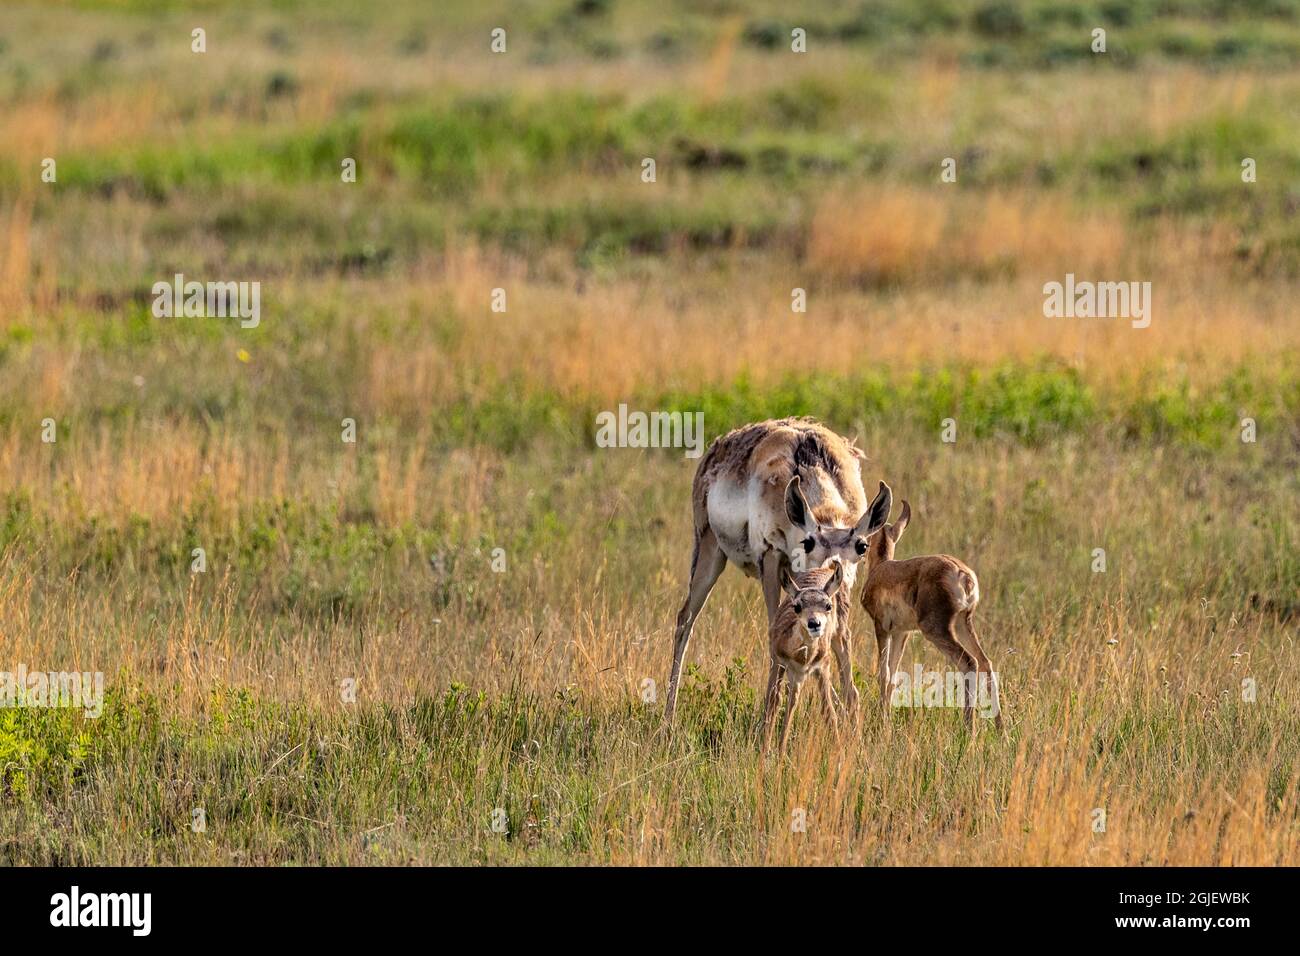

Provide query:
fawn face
left=785, top=478, right=892, bottom=575
left=781, top=562, right=844, bottom=640
left=867, top=500, right=911, bottom=570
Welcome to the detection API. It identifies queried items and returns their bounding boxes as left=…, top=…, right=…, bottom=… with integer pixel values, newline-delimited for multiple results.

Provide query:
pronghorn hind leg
left=664, top=526, right=726, bottom=724
left=921, top=614, right=978, bottom=732
left=959, top=609, right=1003, bottom=731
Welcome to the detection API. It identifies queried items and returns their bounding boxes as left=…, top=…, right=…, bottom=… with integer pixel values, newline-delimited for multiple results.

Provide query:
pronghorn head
left=780, top=562, right=844, bottom=641
left=868, top=499, right=911, bottom=569
left=784, top=478, right=892, bottom=580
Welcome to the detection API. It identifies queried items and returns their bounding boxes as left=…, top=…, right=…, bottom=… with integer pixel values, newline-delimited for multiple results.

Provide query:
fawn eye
left=855, top=538, right=867, bottom=556
left=793, top=602, right=802, bottom=613
left=802, top=537, right=815, bottom=553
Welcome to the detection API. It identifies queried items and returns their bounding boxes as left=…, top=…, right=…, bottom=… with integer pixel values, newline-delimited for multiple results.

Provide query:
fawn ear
left=780, top=566, right=801, bottom=601
left=854, top=480, right=892, bottom=539
left=784, top=476, right=816, bottom=535
left=822, top=560, right=844, bottom=596
left=889, top=500, right=911, bottom=541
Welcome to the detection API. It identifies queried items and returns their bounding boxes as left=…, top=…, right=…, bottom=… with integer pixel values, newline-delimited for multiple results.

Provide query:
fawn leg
left=875, top=624, right=912, bottom=721
left=887, top=631, right=911, bottom=697
left=874, top=626, right=893, bottom=722
left=922, top=614, right=979, bottom=731
left=817, top=667, right=840, bottom=738
left=778, top=679, right=802, bottom=754
left=831, top=624, right=860, bottom=720
left=959, top=609, right=1003, bottom=731
left=760, top=659, right=784, bottom=748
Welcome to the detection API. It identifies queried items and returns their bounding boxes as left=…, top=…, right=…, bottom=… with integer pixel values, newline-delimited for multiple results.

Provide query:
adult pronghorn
left=663, top=417, right=891, bottom=723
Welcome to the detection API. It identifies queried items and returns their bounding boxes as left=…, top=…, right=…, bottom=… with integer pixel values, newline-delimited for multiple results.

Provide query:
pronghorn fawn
left=860, top=498, right=1003, bottom=731
left=664, top=417, right=892, bottom=725
left=762, top=562, right=847, bottom=753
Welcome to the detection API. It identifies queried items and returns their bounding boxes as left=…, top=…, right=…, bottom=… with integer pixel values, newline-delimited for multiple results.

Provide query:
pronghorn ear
left=854, top=480, right=892, bottom=539
left=784, top=476, right=816, bottom=534
left=890, top=500, right=911, bottom=542
left=780, top=566, right=801, bottom=601
left=823, top=560, right=844, bottom=596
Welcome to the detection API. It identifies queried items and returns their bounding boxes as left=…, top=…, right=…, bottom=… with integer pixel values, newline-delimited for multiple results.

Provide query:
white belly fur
left=706, top=475, right=784, bottom=571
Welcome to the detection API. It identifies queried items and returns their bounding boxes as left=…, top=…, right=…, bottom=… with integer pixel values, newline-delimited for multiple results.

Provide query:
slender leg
left=886, top=631, right=913, bottom=727
left=817, top=667, right=839, bottom=738
left=887, top=631, right=911, bottom=693
left=760, top=658, right=784, bottom=747
left=922, top=615, right=979, bottom=732
left=760, top=549, right=784, bottom=627
left=831, top=614, right=860, bottom=720
left=959, top=609, right=1003, bottom=731
left=779, top=680, right=802, bottom=754
left=664, top=527, right=727, bottom=724
left=875, top=623, right=911, bottom=722
left=875, top=628, right=893, bottom=722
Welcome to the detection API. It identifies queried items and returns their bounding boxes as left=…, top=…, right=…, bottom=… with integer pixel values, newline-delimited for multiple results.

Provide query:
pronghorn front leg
left=886, top=630, right=910, bottom=707
left=778, top=679, right=802, bottom=754
left=816, top=667, right=839, bottom=738
left=876, top=626, right=913, bottom=724
left=760, top=658, right=784, bottom=748
left=830, top=623, right=859, bottom=721
left=875, top=629, right=893, bottom=723
left=760, top=549, right=784, bottom=627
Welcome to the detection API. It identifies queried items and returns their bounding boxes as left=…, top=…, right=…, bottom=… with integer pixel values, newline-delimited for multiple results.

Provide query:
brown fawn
left=860, top=499, right=1003, bottom=731
left=761, top=562, right=847, bottom=753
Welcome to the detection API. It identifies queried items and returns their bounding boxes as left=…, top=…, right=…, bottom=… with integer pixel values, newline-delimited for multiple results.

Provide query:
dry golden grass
left=2, top=419, right=1296, bottom=864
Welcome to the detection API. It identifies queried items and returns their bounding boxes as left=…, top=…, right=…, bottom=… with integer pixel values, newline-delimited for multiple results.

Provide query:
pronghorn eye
left=802, top=537, right=815, bottom=554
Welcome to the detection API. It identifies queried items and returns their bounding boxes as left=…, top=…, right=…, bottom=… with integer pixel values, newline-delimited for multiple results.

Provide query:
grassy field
left=1, top=0, right=1298, bottom=865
